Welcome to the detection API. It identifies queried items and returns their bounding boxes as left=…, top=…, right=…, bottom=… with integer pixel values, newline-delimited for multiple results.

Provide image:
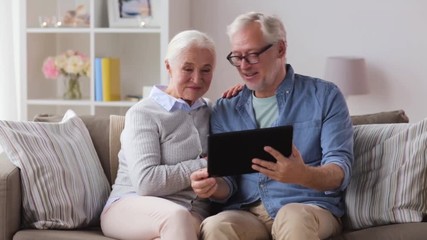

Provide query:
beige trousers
left=100, top=196, right=202, bottom=240
left=200, top=202, right=342, bottom=240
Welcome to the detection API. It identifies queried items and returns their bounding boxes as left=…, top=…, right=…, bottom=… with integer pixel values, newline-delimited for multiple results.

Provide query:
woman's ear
left=165, top=59, right=172, bottom=77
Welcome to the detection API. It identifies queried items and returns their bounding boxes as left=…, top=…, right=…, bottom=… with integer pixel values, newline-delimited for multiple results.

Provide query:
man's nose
left=240, top=58, right=251, bottom=69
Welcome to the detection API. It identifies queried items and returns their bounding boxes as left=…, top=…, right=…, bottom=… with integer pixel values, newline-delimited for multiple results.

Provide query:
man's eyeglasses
left=226, top=44, right=273, bottom=67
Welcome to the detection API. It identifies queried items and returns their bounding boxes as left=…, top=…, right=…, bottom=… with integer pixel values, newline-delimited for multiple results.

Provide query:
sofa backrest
left=33, top=109, right=409, bottom=186
left=108, top=115, right=125, bottom=185
left=350, top=109, right=409, bottom=125
left=80, top=115, right=126, bottom=186
left=79, top=115, right=113, bottom=184
left=102, top=110, right=409, bottom=185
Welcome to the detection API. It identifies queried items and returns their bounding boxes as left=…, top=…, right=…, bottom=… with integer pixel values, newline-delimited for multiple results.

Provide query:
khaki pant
left=200, top=202, right=342, bottom=240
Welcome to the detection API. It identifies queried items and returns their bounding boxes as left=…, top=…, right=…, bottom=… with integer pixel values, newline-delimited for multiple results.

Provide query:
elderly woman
left=100, top=30, right=216, bottom=240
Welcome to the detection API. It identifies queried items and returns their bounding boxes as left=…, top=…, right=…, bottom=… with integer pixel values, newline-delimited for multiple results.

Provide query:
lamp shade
left=324, top=56, right=368, bottom=97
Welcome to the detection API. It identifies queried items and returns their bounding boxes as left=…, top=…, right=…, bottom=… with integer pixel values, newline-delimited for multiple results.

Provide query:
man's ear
left=278, top=40, right=287, bottom=58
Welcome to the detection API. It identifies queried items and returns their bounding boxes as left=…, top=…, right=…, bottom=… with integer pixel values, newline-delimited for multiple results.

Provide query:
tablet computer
left=207, top=125, right=293, bottom=177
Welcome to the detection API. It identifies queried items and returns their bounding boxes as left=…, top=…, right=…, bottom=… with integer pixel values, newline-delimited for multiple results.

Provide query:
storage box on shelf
left=20, top=0, right=191, bottom=120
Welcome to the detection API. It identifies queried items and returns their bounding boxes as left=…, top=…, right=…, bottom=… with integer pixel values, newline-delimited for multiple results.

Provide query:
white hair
left=227, top=12, right=286, bottom=44
left=165, top=30, right=216, bottom=64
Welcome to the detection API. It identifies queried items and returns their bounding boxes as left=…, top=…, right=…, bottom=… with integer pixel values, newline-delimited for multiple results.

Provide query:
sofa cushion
left=13, top=228, right=116, bottom=240
left=0, top=110, right=111, bottom=229
left=332, top=222, right=427, bottom=240
left=344, top=118, right=427, bottom=230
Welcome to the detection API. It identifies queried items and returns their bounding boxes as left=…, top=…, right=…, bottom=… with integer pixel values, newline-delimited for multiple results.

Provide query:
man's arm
left=300, top=163, right=344, bottom=191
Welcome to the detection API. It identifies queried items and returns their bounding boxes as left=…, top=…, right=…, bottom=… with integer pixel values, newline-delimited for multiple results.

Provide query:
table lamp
left=324, top=56, right=368, bottom=97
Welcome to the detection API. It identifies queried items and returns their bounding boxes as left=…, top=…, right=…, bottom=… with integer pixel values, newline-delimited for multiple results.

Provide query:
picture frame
left=108, top=0, right=161, bottom=28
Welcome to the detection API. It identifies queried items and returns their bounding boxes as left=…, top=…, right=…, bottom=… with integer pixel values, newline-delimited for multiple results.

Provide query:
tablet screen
left=207, top=125, right=293, bottom=177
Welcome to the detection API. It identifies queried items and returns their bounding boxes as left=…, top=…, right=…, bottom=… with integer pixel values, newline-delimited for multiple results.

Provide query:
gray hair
left=226, top=12, right=286, bottom=44
left=165, top=30, right=216, bottom=64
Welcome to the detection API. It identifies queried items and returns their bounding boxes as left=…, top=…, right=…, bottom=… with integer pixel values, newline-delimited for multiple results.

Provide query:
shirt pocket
left=291, top=120, right=322, bottom=164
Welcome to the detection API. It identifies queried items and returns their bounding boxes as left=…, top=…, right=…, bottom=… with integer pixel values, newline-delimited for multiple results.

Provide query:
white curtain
left=0, top=0, right=20, bottom=121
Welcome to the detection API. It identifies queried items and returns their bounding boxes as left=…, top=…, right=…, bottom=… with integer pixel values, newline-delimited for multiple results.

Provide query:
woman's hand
left=222, top=83, right=244, bottom=98
left=191, top=168, right=231, bottom=200
left=190, top=168, right=217, bottom=198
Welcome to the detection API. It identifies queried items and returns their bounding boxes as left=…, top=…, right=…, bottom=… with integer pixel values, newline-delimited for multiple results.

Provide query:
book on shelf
left=100, top=57, right=121, bottom=101
left=94, top=58, right=103, bottom=101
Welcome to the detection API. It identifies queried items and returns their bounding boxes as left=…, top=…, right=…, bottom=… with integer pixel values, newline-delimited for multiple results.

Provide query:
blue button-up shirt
left=210, top=64, right=354, bottom=218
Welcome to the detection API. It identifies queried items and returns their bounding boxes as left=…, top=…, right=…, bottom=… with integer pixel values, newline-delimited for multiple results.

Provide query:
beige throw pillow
left=0, top=110, right=111, bottom=229
left=344, top=119, right=427, bottom=230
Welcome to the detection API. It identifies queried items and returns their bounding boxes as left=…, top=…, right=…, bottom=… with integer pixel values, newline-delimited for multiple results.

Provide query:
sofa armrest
left=0, top=152, right=21, bottom=240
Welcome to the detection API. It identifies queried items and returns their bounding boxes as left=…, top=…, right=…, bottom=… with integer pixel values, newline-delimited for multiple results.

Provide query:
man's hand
left=252, top=144, right=307, bottom=185
left=251, top=144, right=344, bottom=191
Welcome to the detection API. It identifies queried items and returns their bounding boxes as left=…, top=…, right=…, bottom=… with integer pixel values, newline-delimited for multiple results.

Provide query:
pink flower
left=42, top=57, right=60, bottom=79
left=41, top=50, right=90, bottom=80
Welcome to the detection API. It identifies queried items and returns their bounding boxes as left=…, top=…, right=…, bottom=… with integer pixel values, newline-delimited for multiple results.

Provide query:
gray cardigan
left=108, top=97, right=210, bottom=217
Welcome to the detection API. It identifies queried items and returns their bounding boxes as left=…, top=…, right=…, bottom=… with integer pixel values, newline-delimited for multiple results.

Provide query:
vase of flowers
left=42, top=50, right=90, bottom=100
left=61, top=73, right=82, bottom=99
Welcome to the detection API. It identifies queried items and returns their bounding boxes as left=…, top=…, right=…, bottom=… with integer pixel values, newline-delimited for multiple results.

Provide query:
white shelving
left=19, top=0, right=190, bottom=120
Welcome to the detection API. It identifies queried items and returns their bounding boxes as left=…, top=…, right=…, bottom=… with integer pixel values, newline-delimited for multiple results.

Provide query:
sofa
left=0, top=110, right=426, bottom=240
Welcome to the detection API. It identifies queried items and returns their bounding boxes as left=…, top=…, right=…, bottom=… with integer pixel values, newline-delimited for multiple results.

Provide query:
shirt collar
left=237, top=64, right=295, bottom=107
left=150, top=85, right=206, bottom=112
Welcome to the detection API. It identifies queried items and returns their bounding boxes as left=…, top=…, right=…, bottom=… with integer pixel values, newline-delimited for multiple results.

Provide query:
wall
left=191, top=0, right=427, bottom=122
left=0, top=0, right=20, bottom=121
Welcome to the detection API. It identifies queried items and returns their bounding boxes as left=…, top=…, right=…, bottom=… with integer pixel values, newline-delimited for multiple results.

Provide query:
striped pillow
left=344, top=119, right=427, bottom=230
left=0, top=110, right=111, bottom=229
